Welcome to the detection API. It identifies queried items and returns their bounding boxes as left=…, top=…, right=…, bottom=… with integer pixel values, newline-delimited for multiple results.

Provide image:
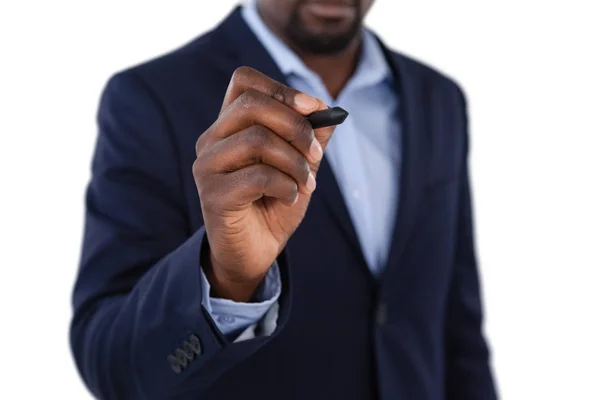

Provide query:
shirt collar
left=241, top=0, right=391, bottom=92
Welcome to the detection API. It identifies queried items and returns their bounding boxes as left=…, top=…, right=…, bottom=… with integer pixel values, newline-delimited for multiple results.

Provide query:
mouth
left=302, top=2, right=356, bottom=20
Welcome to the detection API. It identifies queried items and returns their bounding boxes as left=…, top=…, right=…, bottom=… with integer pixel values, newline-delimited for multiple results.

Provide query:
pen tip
left=332, top=106, right=349, bottom=123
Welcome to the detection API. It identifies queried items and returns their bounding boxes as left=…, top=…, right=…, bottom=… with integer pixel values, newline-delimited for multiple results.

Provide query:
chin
left=289, top=24, right=360, bottom=55
left=294, top=35, right=356, bottom=55
left=287, top=3, right=362, bottom=54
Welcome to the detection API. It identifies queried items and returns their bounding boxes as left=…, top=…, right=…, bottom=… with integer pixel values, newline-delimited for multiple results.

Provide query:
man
left=70, top=0, right=497, bottom=398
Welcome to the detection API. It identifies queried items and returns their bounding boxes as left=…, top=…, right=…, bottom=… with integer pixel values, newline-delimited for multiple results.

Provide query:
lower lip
left=303, top=3, right=356, bottom=19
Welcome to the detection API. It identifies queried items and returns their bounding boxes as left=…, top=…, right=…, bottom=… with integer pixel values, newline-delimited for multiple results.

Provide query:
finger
left=215, top=164, right=299, bottom=210
left=213, top=89, right=322, bottom=164
left=221, top=66, right=320, bottom=115
left=292, top=97, right=336, bottom=173
left=313, top=98, right=337, bottom=150
left=206, top=125, right=315, bottom=194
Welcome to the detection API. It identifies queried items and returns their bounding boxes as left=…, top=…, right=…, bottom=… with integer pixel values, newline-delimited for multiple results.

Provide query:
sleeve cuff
left=200, top=261, right=282, bottom=336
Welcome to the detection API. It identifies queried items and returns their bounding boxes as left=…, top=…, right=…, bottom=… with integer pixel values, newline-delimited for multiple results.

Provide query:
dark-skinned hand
left=193, top=66, right=336, bottom=302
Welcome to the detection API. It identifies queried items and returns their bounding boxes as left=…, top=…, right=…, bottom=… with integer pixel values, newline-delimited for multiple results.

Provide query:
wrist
left=201, top=245, right=265, bottom=303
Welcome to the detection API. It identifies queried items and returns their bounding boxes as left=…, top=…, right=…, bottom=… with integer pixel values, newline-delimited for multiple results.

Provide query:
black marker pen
left=306, top=106, right=349, bottom=129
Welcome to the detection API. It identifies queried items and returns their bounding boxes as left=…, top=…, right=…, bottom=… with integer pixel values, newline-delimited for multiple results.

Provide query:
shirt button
left=217, top=314, right=235, bottom=324
left=376, top=302, right=387, bottom=325
left=352, top=189, right=361, bottom=200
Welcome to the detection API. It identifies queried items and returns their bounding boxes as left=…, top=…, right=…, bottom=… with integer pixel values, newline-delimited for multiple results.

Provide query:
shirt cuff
left=234, top=301, right=279, bottom=343
left=200, top=261, right=281, bottom=337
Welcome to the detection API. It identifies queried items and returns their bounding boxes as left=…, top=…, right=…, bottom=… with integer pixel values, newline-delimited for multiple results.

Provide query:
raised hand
left=193, top=66, right=336, bottom=301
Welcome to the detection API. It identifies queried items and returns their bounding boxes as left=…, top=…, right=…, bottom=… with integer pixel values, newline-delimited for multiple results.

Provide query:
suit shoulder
left=389, top=50, right=467, bottom=104
left=105, top=27, right=234, bottom=95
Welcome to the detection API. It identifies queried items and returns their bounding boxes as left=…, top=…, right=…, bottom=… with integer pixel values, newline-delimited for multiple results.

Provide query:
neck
left=256, top=4, right=362, bottom=99
left=290, top=37, right=362, bottom=99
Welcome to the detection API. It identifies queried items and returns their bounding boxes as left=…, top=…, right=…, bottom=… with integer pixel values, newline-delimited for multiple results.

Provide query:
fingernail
left=306, top=172, right=316, bottom=193
left=294, top=93, right=319, bottom=112
left=310, top=139, right=323, bottom=162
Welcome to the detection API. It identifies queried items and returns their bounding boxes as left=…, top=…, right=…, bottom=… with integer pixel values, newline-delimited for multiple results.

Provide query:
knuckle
left=231, top=66, right=252, bottom=86
left=194, top=133, right=207, bottom=156
left=192, top=158, right=206, bottom=181
left=236, top=90, right=254, bottom=110
left=270, top=84, right=294, bottom=106
left=237, top=89, right=265, bottom=113
left=201, top=178, right=231, bottom=213
left=247, top=125, right=271, bottom=150
left=240, top=126, right=270, bottom=164
left=252, top=164, right=271, bottom=191
left=291, top=114, right=314, bottom=143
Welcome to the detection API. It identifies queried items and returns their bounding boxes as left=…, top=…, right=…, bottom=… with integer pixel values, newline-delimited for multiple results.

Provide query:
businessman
left=71, top=0, right=497, bottom=398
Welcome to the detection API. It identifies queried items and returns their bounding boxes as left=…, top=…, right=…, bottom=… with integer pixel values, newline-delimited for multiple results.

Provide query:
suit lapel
left=215, top=7, right=288, bottom=86
left=215, top=7, right=368, bottom=267
left=380, top=46, right=429, bottom=277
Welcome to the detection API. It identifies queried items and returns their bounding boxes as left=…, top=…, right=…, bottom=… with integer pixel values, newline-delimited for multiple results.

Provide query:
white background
left=1, top=0, right=599, bottom=398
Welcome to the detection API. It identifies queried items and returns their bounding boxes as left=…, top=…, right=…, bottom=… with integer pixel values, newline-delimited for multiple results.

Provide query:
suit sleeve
left=200, top=261, right=281, bottom=339
left=444, top=86, right=498, bottom=399
left=69, top=70, right=292, bottom=399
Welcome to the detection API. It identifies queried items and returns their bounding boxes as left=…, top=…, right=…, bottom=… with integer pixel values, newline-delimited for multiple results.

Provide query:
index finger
left=221, top=66, right=321, bottom=116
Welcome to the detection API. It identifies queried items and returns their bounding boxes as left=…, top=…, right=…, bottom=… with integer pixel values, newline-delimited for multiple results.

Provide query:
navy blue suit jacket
left=71, top=7, right=497, bottom=400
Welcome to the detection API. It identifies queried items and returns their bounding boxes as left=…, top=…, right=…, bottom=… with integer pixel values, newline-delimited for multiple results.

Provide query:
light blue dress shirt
left=200, top=0, right=401, bottom=339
